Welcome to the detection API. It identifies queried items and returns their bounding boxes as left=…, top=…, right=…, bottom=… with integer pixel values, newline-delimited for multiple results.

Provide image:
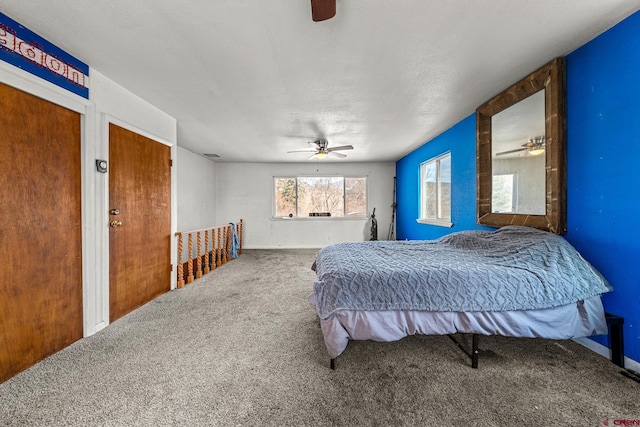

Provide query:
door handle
left=110, top=220, right=123, bottom=228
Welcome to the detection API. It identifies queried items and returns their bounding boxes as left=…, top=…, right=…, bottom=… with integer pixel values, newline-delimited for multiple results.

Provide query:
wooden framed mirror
left=476, top=57, right=566, bottom=234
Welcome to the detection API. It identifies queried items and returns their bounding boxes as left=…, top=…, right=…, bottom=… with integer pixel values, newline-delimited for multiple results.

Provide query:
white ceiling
left=2, top=1, right=639, bottom=162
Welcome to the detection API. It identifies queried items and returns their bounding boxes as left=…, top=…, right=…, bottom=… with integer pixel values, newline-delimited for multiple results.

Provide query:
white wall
left=215, top=162, right=396, bottom=248
left=176, top=147, right=217, bottom=231
left=90, top=70, right=177, bottom=143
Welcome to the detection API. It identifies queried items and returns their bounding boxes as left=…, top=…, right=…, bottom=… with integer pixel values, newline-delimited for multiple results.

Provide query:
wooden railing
left=175, top=219, right=243, bottom=288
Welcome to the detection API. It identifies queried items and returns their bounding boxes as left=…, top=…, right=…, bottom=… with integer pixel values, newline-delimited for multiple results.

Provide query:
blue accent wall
left=396, top=115, right=492, bottom=241
left=564, top=11, right=640, bottom=363
left=395, top=11, right=640, bottom=364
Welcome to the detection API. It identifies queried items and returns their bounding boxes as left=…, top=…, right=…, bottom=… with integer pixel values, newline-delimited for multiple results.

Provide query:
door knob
left=110, top=220, right=123, bottom=228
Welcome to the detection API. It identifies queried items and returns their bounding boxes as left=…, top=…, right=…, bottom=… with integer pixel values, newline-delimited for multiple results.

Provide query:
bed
left=309, top=226, right=611, bottom=368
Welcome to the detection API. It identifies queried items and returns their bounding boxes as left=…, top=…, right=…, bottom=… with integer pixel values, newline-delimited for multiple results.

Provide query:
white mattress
left=308, top=293, right=607, bottom=359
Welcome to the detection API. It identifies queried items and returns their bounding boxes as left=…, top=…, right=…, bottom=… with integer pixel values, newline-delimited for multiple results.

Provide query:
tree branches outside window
left=274, top=176, right=367, bottom=218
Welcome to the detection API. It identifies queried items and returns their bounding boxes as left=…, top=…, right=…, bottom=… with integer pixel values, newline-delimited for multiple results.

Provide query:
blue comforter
left=312, top=226, right=611, bottom=319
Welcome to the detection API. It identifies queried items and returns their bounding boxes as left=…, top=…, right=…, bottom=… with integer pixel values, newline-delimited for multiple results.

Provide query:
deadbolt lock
left=110, top=209, right=120, bottom=215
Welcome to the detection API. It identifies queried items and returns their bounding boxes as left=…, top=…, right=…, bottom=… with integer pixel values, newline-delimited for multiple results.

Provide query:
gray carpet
left=0, top=249, right=638, bottom=426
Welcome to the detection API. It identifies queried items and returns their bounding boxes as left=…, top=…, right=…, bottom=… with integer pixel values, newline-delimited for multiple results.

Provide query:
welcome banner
left=0, top=12, right=89, bottom=99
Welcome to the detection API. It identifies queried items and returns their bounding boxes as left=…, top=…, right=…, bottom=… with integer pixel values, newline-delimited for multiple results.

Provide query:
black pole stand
left=387, top=177, right=397, bottom=240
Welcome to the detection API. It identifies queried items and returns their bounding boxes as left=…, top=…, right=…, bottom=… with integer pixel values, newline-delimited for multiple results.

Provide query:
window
left=418, top=152, right=452, bottom=227
left=492, top=173, right=516, bottom=213
left=274, top=176, right=367, bottom=218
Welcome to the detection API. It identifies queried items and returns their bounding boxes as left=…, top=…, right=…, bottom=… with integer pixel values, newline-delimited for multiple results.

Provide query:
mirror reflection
left=490, top=90, right=546, bottom=215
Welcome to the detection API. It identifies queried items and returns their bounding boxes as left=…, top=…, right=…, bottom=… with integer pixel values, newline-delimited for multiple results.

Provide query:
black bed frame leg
left=471, top=334, right=479, bottom=369
left=447, top=333, right=480, bottom=368
left=330, top=358, right=335, bottom=370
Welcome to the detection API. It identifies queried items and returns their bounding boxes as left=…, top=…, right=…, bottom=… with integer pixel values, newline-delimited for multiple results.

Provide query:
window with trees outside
left=274, top=176, right=367, bottom=218
left=419, top=152, right=452, bottom=227
left=492, top=173, right=516, bottom=213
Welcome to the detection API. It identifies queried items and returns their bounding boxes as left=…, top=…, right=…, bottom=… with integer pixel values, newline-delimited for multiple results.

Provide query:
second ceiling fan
left=496, top=136, right=546, bottom=157
left=288, top=138, right=353, bottom=159
left=311, top=0, right=336, bottom=22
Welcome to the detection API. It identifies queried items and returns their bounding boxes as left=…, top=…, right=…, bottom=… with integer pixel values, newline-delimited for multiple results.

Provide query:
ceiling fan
left=496, top=136, right=546, bottom=157
left=310, top=0, right=336, bottom=22
left=288, top=138, right=353, bottom=159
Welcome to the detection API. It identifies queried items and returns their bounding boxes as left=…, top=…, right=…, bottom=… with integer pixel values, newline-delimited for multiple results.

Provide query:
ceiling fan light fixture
left=529, top=136, right=546, bottom=156
left=315, top=152, right=328, bottom=159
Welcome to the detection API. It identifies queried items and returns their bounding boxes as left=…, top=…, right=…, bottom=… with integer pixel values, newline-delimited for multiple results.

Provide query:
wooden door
left=109, top=124, right=171, bottom=322
left=0, top=83, right=83, bottom=383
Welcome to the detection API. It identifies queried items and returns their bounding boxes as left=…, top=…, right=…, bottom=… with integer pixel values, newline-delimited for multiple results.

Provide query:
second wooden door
left=109, top=123, right=171, bottom=322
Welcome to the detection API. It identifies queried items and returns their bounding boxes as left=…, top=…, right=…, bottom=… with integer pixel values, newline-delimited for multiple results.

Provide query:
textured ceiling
left=1, top=1, right=639, bottom=162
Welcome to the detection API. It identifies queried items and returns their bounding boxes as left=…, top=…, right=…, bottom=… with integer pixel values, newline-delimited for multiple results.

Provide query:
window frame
left=417, top=152, right=453, bottom=228
left=272, top=175, right=369, bottom=220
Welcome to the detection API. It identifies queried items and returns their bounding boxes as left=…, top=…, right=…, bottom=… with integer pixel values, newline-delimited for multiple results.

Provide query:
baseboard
left=242, top=245, right=323, bottom=250
left=573, top=337, right=640, bottom=373
left=84, top=320, right=109, bottom=338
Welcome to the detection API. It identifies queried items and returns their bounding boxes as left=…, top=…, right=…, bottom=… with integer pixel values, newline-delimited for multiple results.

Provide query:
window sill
left=271, top=216, right=368, bottom=221
left=416, top=218, right=453, bottom=228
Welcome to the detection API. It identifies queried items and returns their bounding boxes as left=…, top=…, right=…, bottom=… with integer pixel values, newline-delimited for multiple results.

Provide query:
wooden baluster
left=203, top=229, right=210, bottom=274
left=187, top=233, right=194, bottom=284
left=217, top=227, right=222, bottom=265
left=217, top=227, right=222, bottom=267
left=176, top=232, right=185, bottom=288
left=222, top=226, right=229, bottom=264
left=227, top=224, right=232, bottom=261
left=238, top=219, right=243, bottom=255
left=211, top=227, right=216, bottom=269
left=222, top=226, right=228, bottom=264
left=212, top=227, right=216, bottom=269
left=210, top=228, right=217, bottom=271
left=207, top=229, right=214, bottom=271
left=196, top=231, right=203, bottom=279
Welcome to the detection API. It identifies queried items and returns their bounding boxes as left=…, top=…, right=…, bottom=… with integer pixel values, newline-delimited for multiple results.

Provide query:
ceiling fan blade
left=496, top=147, right=527, bottom=156
left=308, top=153, right=319, bottom=160
left=287, top=149, right=317, bottom=153
left=326, top=145, right=353, bottom=152
left=311, top=0, right=336, bottom=22
left=328, top=151, right=347, bottom=158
